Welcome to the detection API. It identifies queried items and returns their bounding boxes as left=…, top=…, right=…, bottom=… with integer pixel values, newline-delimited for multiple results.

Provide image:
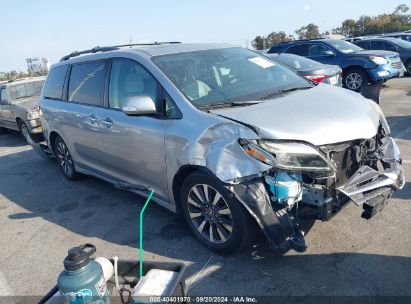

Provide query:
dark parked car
left=382, top=32, right=411, bottom=42
left=354, top=37, right=411, bottom=74
left=268, top=39, right=403, bottom=91
left=267, top=53, right=342, bottom=86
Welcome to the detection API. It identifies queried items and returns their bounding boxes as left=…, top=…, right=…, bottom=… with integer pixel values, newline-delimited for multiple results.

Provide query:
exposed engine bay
left=229, top=125, right=404, bottom=252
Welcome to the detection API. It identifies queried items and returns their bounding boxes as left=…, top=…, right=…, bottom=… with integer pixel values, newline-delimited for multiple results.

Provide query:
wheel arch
left=49, top=131, right=61, bottom=154
left=342, top=65, right=366, bottom=76
left=172, top=165, right=215, bottom=213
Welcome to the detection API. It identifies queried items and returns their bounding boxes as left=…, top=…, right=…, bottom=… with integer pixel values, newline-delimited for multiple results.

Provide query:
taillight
left=305, top=74, right=328, bottom=83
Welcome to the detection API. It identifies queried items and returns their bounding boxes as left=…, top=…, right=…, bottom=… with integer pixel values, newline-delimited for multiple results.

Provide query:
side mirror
left=324, top=50, right=335, bottom=56
left=122, top=96, right=157, bottom=116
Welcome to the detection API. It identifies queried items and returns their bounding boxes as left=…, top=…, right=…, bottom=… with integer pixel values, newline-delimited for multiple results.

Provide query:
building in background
left=26, top=57, right=50, bottom=76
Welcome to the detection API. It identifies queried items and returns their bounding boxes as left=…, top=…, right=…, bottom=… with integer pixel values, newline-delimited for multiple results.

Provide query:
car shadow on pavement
left=386, top=116, right=411, bottom=140
left=0, top=131, right=26, bottom=148
left=393, top=181, right=411, bottom=200
left=1, top=148, right=410, bottom=296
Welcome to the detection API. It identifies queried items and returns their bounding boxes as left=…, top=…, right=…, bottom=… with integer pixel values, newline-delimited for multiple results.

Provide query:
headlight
left=240, top=139, right=336, bottom=172
left=238, top=139, right=275, bottom=166
left=369, top=56, right=389, bottom=65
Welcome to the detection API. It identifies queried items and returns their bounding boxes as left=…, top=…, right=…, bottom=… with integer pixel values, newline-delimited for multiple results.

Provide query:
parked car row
left=0, top=42, right=405, bottom=254
left=268, top=39, right=406, bottom=92
left=0, top=77, right=45, bottom=141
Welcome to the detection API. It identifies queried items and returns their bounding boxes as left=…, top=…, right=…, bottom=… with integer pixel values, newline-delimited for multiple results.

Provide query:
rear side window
left=43, top=65, right=68, bottom=100
left=68, top=61, right=106, bottom=106
left=285, top=44, right=308, bottom=56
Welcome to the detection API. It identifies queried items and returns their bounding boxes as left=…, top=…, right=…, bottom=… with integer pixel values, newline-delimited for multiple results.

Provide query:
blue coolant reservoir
left=265, top=172, right=302, bottom=207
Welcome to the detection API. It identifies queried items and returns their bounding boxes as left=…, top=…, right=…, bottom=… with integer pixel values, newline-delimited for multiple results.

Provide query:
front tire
left=343, top=69, right=368, bottom=92
left=53, top=136, right=79, bottom=180
left=18, top=121, right=32, bottom=143
left=180, top=172, right=256, bottom=254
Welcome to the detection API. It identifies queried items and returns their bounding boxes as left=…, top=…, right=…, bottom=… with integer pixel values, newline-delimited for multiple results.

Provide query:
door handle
left=88, top=114, right=99, bottom=125
left=100, top=118, right=113, bottom=128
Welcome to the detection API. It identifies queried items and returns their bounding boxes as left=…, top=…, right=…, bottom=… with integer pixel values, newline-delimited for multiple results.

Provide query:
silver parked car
left=0, top=77, right=45, bottom=141
left=38, top=43, right=404, bottom=254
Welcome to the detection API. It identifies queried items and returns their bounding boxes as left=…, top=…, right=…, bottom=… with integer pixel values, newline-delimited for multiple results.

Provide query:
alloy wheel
left=187, top=184, right=233, bottom=243
left=345, top=72, right=363, bottom=90
left=56, top=141, right=74, bottom=176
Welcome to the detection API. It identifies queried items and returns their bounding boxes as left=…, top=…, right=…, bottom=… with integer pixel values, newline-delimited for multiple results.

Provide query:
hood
left=210, top=84, right=380, bottom=146
left=353, top=50, right=399, bottom=58
left=13, top=96, right=39, bottom=110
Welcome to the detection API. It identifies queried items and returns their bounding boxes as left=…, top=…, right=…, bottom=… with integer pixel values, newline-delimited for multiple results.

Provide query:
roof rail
left=60, top=42, right=182, bottom=61
left=274, top=37, right=325, bottom=46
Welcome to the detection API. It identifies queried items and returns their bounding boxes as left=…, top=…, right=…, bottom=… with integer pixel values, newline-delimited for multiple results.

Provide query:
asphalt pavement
left=0, top=78, right=410, bottom=300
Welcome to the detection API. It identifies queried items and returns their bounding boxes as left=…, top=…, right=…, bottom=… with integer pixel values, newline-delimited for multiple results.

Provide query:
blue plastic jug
left=58, top=244, right=110, bottom=304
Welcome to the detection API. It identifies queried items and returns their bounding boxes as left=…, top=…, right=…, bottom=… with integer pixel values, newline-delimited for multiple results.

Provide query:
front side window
left=153, top=47, right=310, bottom=108
left=43, top=65, right=68, bottom=100
left=355, top=41, right=370, bottom=49
left=308, top=44, right=334, bottom=57
left=8, top=80, right=45, bottom=101
left=68, top=61, right=106, bottom=106
left=108, top=59, right=158, bottom=109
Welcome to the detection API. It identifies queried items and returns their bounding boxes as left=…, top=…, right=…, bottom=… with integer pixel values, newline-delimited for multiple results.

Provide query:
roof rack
left=60, top=42, right=181, bottom=61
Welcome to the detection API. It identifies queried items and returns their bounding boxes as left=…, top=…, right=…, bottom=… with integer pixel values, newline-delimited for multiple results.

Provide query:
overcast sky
left=0, top=0, right=409, bottom=71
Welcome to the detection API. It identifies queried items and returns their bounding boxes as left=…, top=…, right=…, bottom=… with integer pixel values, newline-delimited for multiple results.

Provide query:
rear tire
left=53, top=136, right=79, bottom=180
left=343, top=69, right=368, bottom=92
left=180, top=172, right=256, bottom=254
left=0, top=127, right=8, bottom=135
left=406, top=59, right=411, bottom=75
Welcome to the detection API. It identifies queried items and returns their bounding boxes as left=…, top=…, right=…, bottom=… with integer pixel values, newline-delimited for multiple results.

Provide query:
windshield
left=268, top=54, right=322, bottom=70
left=152, top=48, right=311, bottom=108
left=389, top=38, right=411, bottom=48
left=9, top=80, right=44, bottom=100
left=327, top=40, right=363, bottom=53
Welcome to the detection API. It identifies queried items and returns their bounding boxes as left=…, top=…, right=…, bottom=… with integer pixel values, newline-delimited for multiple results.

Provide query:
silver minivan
left=39, top=43, right=404, bottom=254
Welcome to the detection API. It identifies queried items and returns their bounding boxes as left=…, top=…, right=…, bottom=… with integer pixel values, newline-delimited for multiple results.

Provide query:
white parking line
left=0, top=271, right=13, bottom=296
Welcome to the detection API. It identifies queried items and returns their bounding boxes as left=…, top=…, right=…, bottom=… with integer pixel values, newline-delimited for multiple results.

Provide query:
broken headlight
left=258, top=140, right=336, bottom=172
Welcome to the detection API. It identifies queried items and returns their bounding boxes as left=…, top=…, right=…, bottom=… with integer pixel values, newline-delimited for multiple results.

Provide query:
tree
left=333, top=19, right=357, bottom=37
left=251, top=36, right=266, bottom=50
left=266, top=31, right=291, bottom=46
left=394, top=4, right=409, bottom=15
left=295, top=23, right=320, bottom=39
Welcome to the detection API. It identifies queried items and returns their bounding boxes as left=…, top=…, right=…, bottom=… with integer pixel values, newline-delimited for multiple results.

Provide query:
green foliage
left=295, top=23, right=321, bottom=39
left=252, top=4, right=411, bottom=49
left=332, top=4, right=411, bottom=36
left=252, top=31, right=294, bottom=50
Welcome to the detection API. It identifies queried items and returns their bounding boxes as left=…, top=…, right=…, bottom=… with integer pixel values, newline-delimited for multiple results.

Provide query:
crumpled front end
left=225, top=127, right=404, bottom=252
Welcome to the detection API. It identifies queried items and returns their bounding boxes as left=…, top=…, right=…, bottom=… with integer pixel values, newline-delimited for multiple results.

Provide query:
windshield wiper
left=230, top=100, right=266, bottom=106
left=259, top=86, right=312, bottom=100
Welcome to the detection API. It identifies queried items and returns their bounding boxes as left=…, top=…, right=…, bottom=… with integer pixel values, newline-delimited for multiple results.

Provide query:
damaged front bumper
left=228, top=137, right=404, bottom=252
